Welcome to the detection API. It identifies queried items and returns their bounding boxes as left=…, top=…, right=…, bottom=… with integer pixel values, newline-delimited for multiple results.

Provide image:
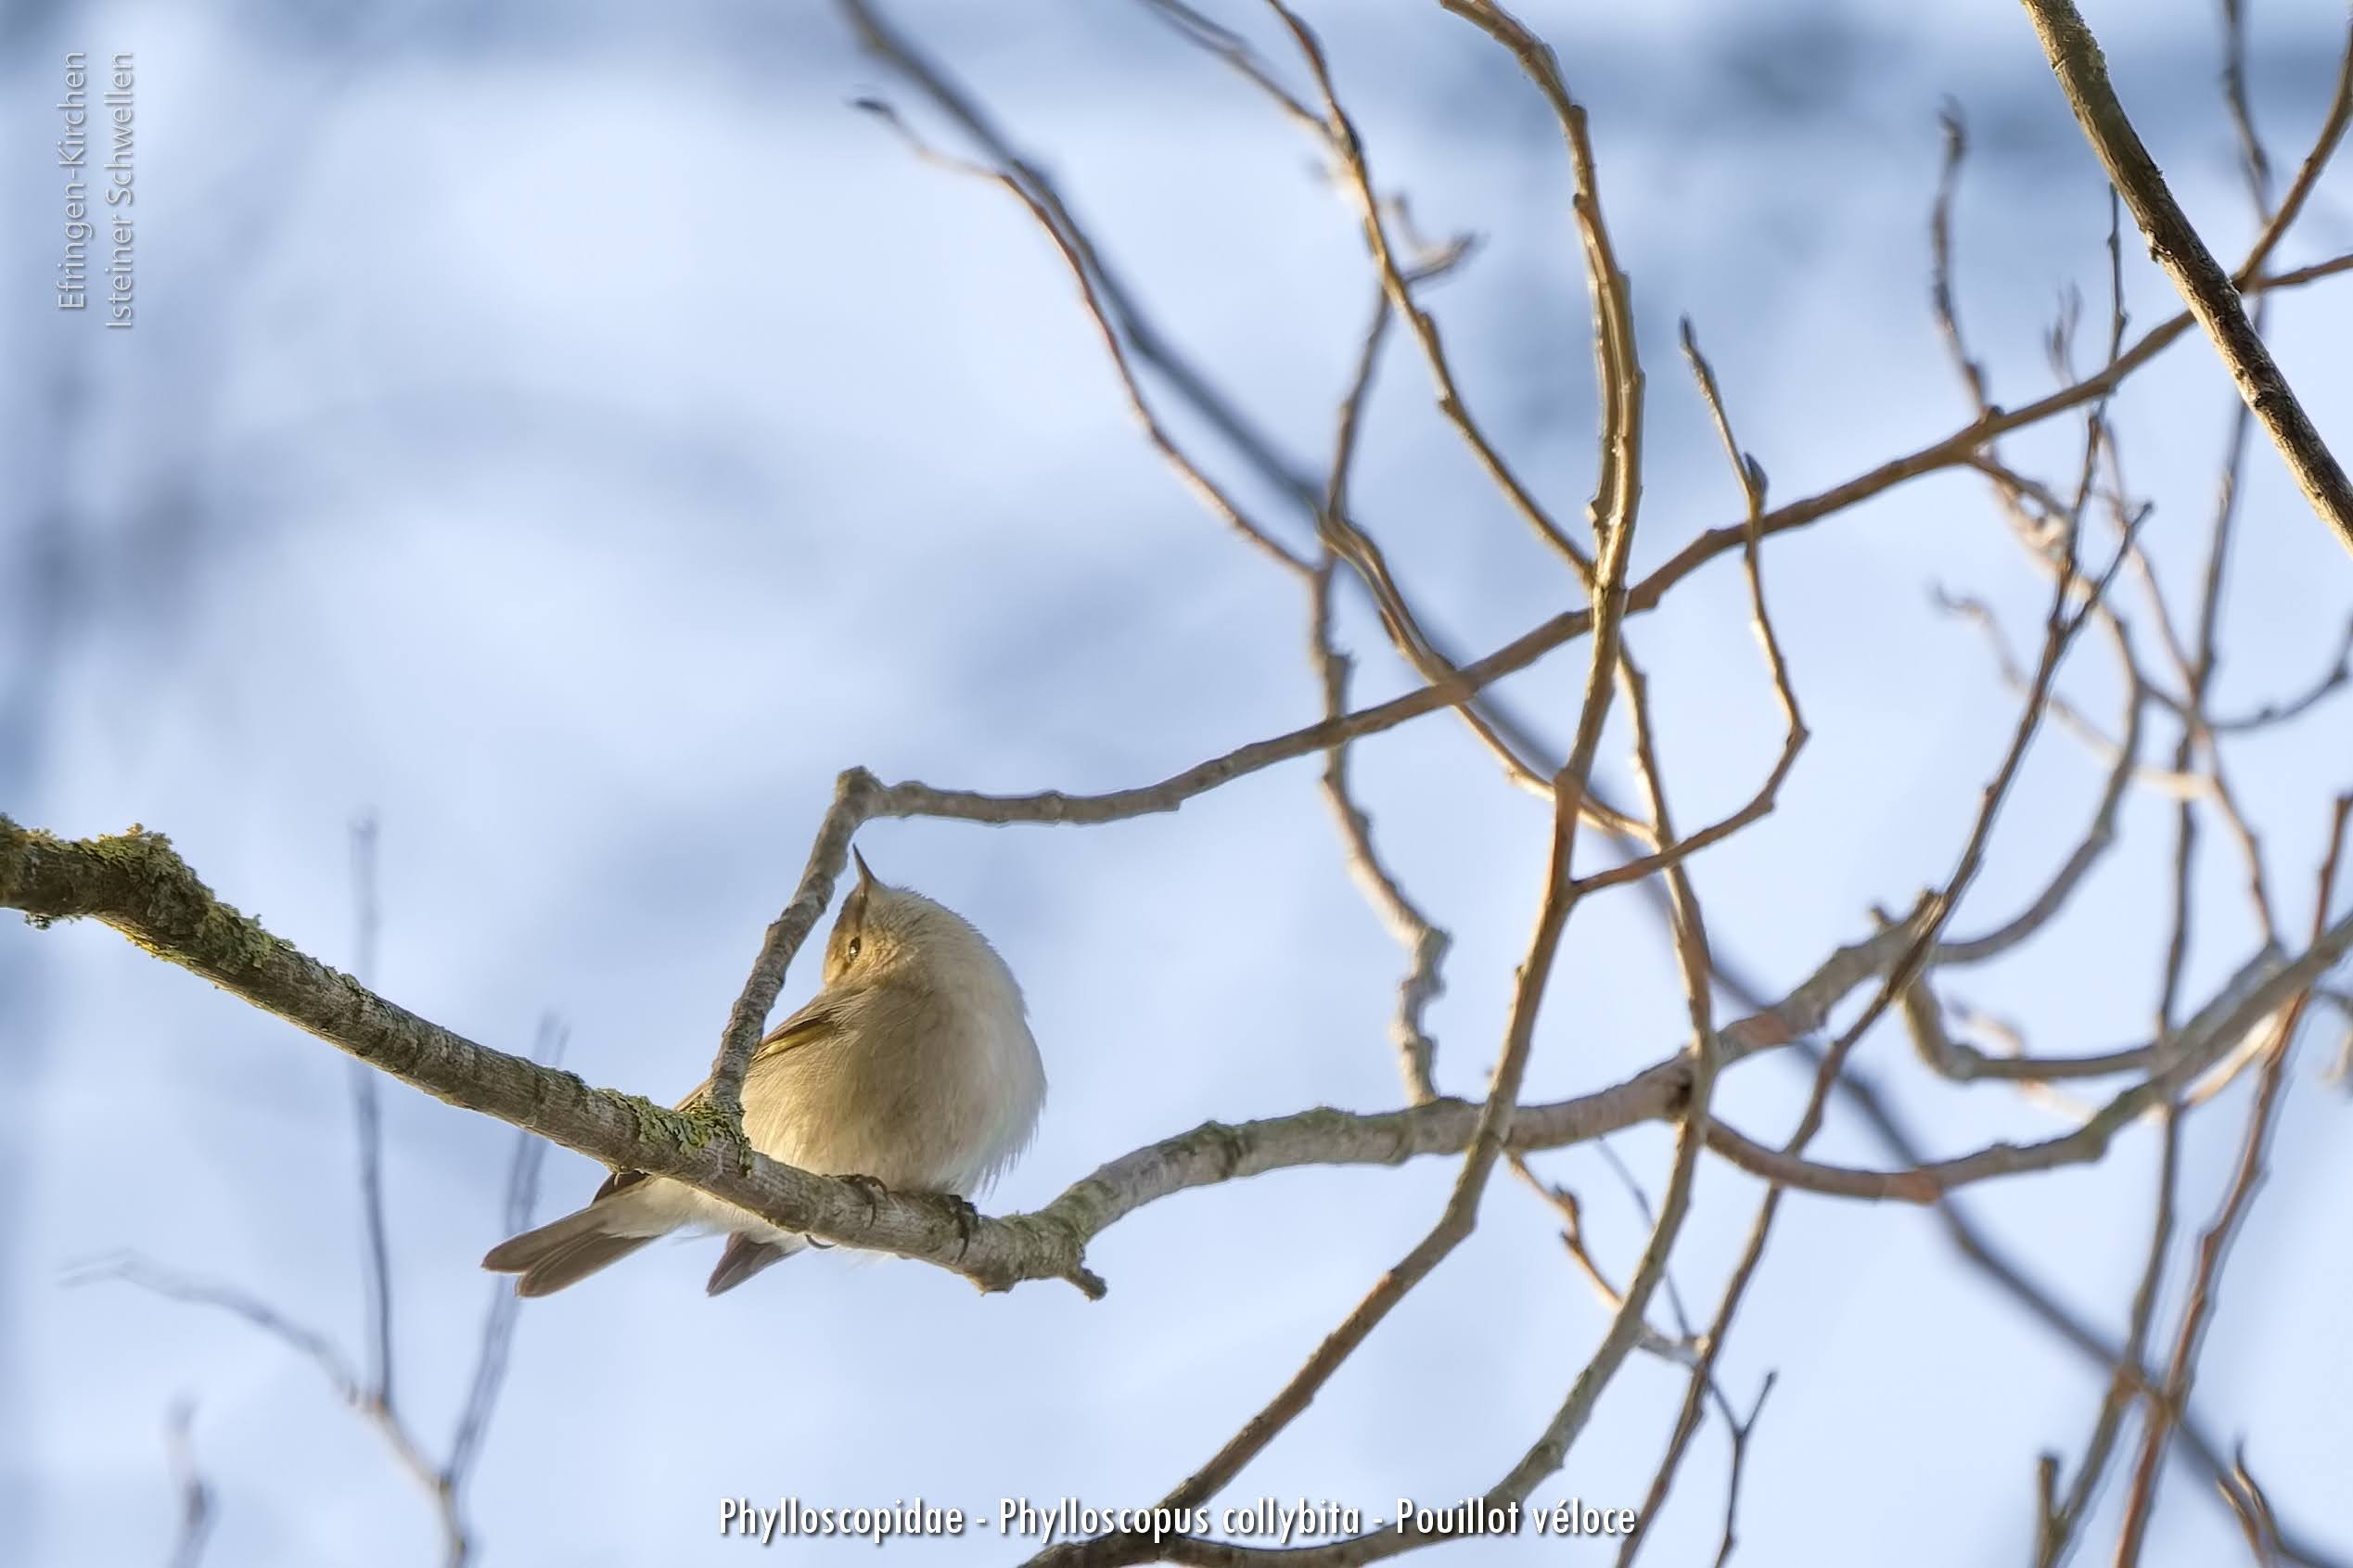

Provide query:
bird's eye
left=845, top=937, right=863, bottom=962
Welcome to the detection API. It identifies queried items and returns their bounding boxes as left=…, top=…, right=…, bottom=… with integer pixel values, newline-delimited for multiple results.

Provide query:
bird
left=481, top=849, right=1044, bottom=1297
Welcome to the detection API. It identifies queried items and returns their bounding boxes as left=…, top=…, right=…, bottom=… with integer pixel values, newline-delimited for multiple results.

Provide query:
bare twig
left=1294, top=0, right=1592, bottom=578
left=1931, top=602, right=2154, bottom=971
left=1573, top=323, right=1807, bottom=899
left=64, top=828, right=561, bottom=1566
left=1137, top=0, right=1323, bottom=132
left=2223, top=1443, right=2289, bottom=1565
left=68, top=1256, right=447, bottom=1513
left=837, top=0, right=1316, bottom=561
left=1702, top=915, right=2348, bottom=1206
left=347, top=814, right=396, bottom=1416
left=2016, top=0, right=2353, bottom=553
left=2116, top=797, right=2352, bottom=1564
left=1711, top=1374, right=1775, bottom=1568
left=1761, top=1005, right=2345, bottom=1568
left=162, top=1399, right=213, bottom=1568
left=2206, top=617, right=2353, bottom=734
left=1311, top=290, right=1452, bottom=1103
left=2040, top=1105, right=2180, bottom=1565
left=446, top=1014, right=568, bottom=1511
left=2233, top=17, right=2353, bottom=285
left=850, top=98, right=1310, bottom=582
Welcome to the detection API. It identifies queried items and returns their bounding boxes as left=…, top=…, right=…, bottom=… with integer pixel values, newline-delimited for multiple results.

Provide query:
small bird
left=482, top=850, right=1044, bottom=1297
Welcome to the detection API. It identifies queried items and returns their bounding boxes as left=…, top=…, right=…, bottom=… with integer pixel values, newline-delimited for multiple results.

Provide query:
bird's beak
left=852, top=847, right=876, bottom=889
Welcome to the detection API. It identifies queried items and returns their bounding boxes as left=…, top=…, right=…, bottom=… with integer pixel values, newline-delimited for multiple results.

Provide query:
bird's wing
left=588, top=996, right=850, bottom=1204
left=749, top=992, right=848, bottom=1067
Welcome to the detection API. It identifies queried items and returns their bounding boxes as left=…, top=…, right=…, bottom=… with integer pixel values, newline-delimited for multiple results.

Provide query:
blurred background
left=4, top=0, right=2350, bottom=1562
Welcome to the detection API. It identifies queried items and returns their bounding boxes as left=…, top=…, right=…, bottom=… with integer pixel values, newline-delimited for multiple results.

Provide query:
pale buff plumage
left=482, top=852, right=1044, bottom=1296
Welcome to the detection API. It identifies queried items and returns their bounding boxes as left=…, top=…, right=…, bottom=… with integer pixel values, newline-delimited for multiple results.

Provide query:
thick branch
left=0, top=814, right=1102, bottom=1299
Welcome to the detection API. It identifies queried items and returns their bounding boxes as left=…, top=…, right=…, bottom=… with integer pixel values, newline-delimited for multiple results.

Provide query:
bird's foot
left=936, top=1193, right=982, bottom=1258
left=841, top=1173, right=889, bottom=1223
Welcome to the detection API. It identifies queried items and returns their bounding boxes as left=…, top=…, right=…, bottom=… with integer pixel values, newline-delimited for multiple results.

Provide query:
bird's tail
left=483, top=1185, right=671, bottom=1297
left=706, top=1232, right=807, bottom=1296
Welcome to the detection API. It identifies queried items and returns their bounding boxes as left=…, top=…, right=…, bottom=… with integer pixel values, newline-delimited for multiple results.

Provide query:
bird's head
left=820, top=848, right=1010, bottom=997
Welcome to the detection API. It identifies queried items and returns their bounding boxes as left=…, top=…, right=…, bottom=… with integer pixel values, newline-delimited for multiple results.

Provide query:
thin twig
left=67, top=1256, right=446, bottom=1510
left=1566, top=320, right=1809, bottom=903
left=1293, top=0, right=1592, bottom=578
left=446, top=1014, right=568, bottom=1511
left=1311, top=289, right=1452, bottom=1103
left=162, top=1399, right=213, bottom=1568
left=348, top=814, right=395, bottom=1416
left=2116, top=797, right=2352, bottom=1564
left=2040, top=1105, right=2179, bottom=1565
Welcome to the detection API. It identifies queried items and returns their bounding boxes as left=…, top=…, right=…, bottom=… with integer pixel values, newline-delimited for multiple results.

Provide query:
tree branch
left=2016, top=0, right=2353, bottom=555
left=0, top=814, right=1948, bottom=1306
